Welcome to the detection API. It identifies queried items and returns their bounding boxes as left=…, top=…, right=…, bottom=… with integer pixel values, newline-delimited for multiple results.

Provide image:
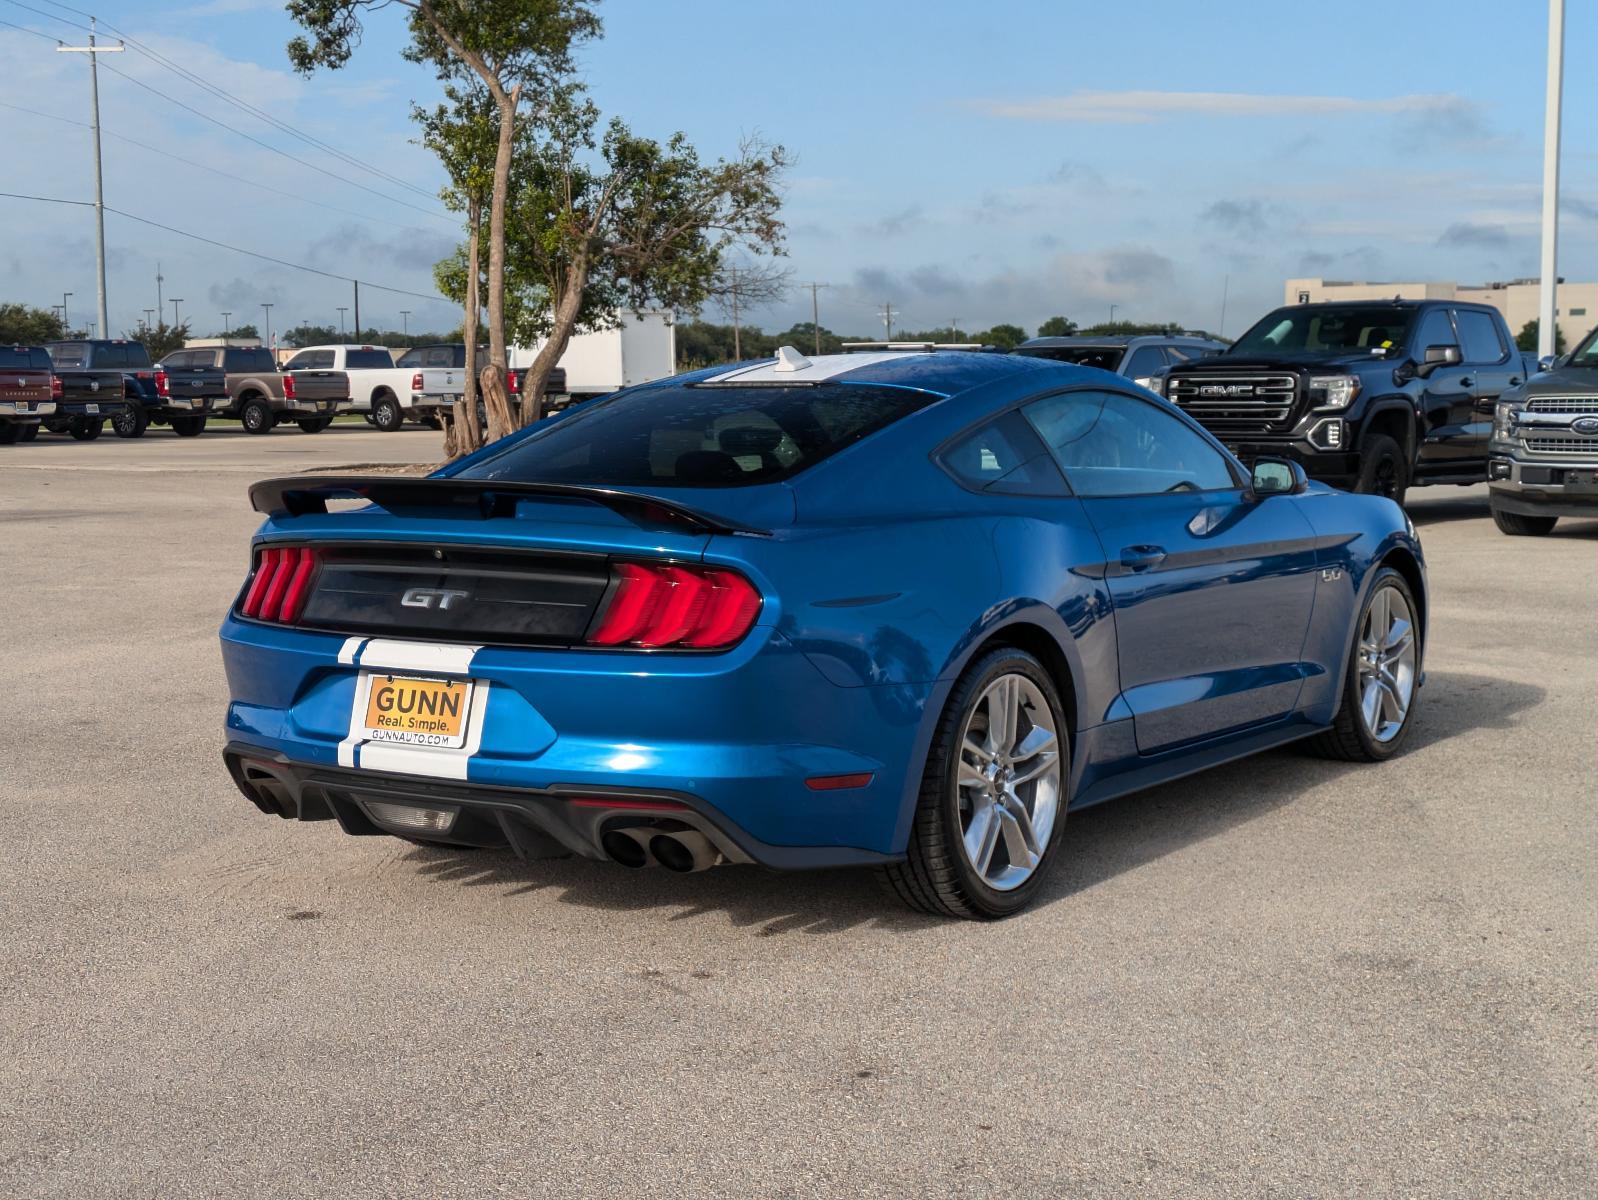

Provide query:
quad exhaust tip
left=602, top=826, right=720, bottom=872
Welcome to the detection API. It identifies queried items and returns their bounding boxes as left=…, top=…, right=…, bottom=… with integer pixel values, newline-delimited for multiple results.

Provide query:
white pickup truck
left=279, top=344, right=417, bottom=431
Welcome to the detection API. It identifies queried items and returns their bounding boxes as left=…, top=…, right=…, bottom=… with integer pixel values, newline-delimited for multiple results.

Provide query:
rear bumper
left=219, top=617, right=938, bottom=865
left=0, top=401, right=54, bottom=418
left=52, top=399, right=128, bottom=418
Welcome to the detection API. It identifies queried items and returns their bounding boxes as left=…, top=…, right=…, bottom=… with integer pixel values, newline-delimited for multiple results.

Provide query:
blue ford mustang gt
left=220, top=348, right=1426, bottom=918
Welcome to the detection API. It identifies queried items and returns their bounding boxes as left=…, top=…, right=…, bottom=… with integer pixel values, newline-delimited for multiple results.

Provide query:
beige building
left=1285, top=277, right=1598, bottom=350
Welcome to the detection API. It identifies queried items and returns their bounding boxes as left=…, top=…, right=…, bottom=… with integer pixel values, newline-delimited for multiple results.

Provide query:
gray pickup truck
left=169, top=345, right=351, bottom=434
left=1488, top=329, right=1598, bottom=535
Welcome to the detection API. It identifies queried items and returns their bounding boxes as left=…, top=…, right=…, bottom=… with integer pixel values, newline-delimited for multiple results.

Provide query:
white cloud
left=969, top=90, right=1476, bottom=125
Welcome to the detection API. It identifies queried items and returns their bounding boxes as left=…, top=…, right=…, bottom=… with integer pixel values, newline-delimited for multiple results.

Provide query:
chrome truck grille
left=1521, top=436, right=1598, bottom=457
left=1166, top=374, right=1298, bottom=435
left=1525, top=396, right=1598, bottom=415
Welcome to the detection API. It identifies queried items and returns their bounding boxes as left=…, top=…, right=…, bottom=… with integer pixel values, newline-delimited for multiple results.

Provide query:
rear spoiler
left=248, top=475, right=770, bottom=537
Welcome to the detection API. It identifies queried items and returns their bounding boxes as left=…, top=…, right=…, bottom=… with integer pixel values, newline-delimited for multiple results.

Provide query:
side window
left=162, top=351, right=193, bottom=369
left=1413, top=309, right=1458, bottom=354
left=308, top=350, right=335, bottom=370
left=938, top=411, right=1069, bottom=495
left=282, top=351, right=314, bottom=371
left=1025, top=390, right=1238, bottom=498
left=425, top=347, right=453, bottom=367
left=1455, top=311, right=1507, bottom=364
left=1123, top=346, right=1167, bottom=383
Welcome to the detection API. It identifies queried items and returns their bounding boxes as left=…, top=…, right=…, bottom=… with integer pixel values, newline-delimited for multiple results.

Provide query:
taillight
left=239, top=546, right=321, bottom=623
left=51, top=375, right=62, bottom=400
left=508, top=369, right=520, bottom=394
left=282, top=374, right=296, bottom=400
left=411, top=372, right=423, bottom=391
left=155, top=370, right=169, bottom=397
left=587, top=562, right=761, bottom=650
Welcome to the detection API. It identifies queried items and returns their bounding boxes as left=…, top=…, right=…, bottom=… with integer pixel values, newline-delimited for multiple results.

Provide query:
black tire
left=1354, top=434, right=1408, bottom=506
left=20, top=422, right=38, bottom=442
left=420, top=412, right=442, bottom=430
left=296, top=416, right=332, bottom=433
left=372, top=395, right=403, bottom=432
left=879, top=647, right=1069, bottom=920
left=0, top=423, right=21, bottom=444
left=240, top=398, right=276, bottom=434
left=69, top=417, right=104, bottom=441
left=1310, top=566, right=1421, bottom=763
left=171, top=415, right=207, bottom=437
left=1491, top=505, right=1558, bottom=536
left=111, top=400, right=148, bottom=439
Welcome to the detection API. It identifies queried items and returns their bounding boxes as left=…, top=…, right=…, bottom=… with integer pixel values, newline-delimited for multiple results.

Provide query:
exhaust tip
left=601, top=830, right=648, bottom=868
left=649, top=834, right=695, bottom=873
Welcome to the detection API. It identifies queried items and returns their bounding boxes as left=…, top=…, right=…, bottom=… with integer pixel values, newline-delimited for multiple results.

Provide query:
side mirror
left=1250, top=458, right=1307, bottom=498
left=1415, top=344, right=1462, bottom=378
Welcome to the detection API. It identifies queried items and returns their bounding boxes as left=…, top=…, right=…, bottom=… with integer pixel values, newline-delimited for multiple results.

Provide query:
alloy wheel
left=1356, top=585, right=1417, bottom=742
left=955, top=673, right=1062, bottom=891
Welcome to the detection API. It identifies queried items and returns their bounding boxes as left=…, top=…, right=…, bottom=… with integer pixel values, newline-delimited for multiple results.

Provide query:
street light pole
left=62, top=291, right=73, bottom=334
left=337, top=307, right=348, bottom=337
left=1539, top=0, right=1565, bottom=360
left=400, top=310, right=410, bottom=337
left=260, top=303, right=274, bottom=355
left=56, top=21, right=123, bottom=340
left=222, top=311, right=232, bottom=337
left=171, top=298, right=183, bottom=328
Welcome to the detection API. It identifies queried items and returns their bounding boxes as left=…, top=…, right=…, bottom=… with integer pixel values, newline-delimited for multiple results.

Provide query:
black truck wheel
left=20, top=423, right=38, bottom=441
left=111, top=401, right=148, bottom=439
left=372, top=395, right=403, bottom=432
left=240, top=398, right=276, bottom=434
left=1354, top=434, right=1408, bottom=507
left=69, top=417, right=104, bottom=441
left=0, top=423, right=21, bottom=445
left=296, top=417, right=332, bottom=433
left=171, top=415, right=207, bottom=437
left=1491, top=506, right=1558, bottom=536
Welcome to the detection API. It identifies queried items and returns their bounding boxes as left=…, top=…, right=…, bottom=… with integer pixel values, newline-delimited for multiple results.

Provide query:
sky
left=2, top=0, right=1594, bottom=344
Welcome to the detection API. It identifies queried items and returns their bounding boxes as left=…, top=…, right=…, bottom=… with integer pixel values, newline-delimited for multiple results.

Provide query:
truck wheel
left=296, top=417, right=332, bottom=433
left=0, top=423, right=21, bottom=445
left=171, top=415, right=207, bottom=437
left=20, top=423, right=38, bottom=442
left=241, top=398, right=276, bottom=434
left=111, top=402, right=148, bottom=439
left=69, top=418, right=104, bottom=441
left=372, top=395, right=403, bottom=432
left=1491, top=506, right=1558, bottom=536
left=1354, top=435, right=1408, bottom=506
left=1311, top=566, right=1421, bottom=762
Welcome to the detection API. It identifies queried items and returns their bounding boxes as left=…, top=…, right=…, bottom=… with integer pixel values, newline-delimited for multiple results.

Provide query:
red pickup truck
left=0, top=345, right=58, bottom=444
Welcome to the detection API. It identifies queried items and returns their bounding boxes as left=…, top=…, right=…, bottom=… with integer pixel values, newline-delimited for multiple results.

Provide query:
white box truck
left=510, top=309, right=676, bottom=404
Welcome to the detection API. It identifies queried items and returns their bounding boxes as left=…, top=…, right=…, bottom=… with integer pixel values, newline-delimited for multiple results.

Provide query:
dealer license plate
left=361, top=674, right=474, bottom=748
left=84, top=403, right=98, bottom=414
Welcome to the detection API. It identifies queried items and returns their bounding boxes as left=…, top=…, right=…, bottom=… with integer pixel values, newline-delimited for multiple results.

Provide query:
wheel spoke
left=965, top=801, right=1001, bottom=876
left=1382, top=618, right=1413, bottom=655
left=1361, top=679, right=1383, bottom=730
left=997, top=793, right=1040, bottom=871
left=1013, top=725, right=1055, bottom=763
left=986, top=677, right=1015, bottom=756
left=958, top=756, right=988, bottom=791
left=1011, top=752, right=1058, bottom=787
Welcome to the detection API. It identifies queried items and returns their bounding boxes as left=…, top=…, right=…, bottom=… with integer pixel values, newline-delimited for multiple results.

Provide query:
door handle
left=1459, top=376, right=1474, bottom=388
left=1120, top=544, right=1168, bottom=571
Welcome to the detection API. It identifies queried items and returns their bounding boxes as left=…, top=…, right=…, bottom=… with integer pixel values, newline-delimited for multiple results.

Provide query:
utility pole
left=171, top=298, right=183, bottom=329
left=949, top=318, right=960, bottom=342
left=728, top=266, right=742, bottom=360
left=260, top=303, right=274, bottom=356
left=62, top=292, right=72, bottom=335
left=1218, top=275, right=1230, bottom=338
left=881, top=302, right=897, bottom=341
left=56, top=20, right=123, bottom=341
left=156, top=263, right=163, bottom=317
left=400, top=310, right=411, bottom=338
left=1109, top=304, right=1119, bottom=326
left=1539, top=0, right=1565, bottom=360
left=802, top=282, right=829, bottom=354
left=337, top=307, right=348, bottom=337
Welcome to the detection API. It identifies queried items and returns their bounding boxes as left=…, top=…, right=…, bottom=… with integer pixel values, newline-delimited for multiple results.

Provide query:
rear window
left=48, top=342, right=88, bottom=368
left=0, top=348, right=51, bottom=369
left=1014, top=346, right=1124, bottom=371
left=345, top=349, right=394, bottom=369
left=223, top=348, right=275, bottom=372
left=459, top=382, right=937, bottom=488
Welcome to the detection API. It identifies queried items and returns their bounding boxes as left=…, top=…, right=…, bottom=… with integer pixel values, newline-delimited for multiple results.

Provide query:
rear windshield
left=458, top=382, right=937, bottom=488
left=47, top=342, right=87, bottom=368
left=345, top=349, right=394, bottom=369
left=0, top=348, right=51, bottom=369
left=223, top=348, right=275, bottom=372
left=1014, top=346, right=1124, bottom=371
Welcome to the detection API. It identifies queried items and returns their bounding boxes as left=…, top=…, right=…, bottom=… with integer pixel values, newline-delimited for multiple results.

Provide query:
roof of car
left=1016, top=334, right=1221, bottom=350
left=698, top=348, right=1054, bottom=397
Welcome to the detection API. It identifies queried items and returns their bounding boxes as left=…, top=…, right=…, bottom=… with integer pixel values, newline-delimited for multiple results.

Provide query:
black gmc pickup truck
left=1161, top=300, right=1529, bottom=504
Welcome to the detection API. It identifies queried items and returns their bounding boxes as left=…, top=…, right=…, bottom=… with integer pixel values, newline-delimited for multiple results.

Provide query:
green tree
left=1081, top=319, right=1183, bottom=336
left=0, top=303, right=65, bottom=344
left=218, top=322, right=260, bottom=340
left=130, top=319, right=191, bottom=360
left=1036, top=315, right=1077, bottom=337
left=287, top=0, right=601, bottom=438
left=283, top=323, right=339, bottom=348
left=1515, top=318, right=1566, bottom=355
left=972, top=323, right=1028, bottom=350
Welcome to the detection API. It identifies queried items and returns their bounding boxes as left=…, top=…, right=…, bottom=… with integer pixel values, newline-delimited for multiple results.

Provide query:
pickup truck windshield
left=0, top=348, right=51, bottom=369
left=1231, top=307, right=1415, bottom=357
left=345, top=350, right=394, bottom=369
left=459, top=382, right=936, bottom=488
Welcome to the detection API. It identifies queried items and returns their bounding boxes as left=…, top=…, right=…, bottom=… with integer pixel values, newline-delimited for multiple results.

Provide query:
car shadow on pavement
left=396, top=670, right=1543, bottom=932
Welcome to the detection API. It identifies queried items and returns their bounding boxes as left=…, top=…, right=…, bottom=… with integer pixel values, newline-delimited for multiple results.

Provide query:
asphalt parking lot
left=2, top=427, right=1595, bottom=1198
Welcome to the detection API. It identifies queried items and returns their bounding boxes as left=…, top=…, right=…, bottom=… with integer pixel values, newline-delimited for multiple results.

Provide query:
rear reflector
left=805, top=773, right=875, bottom=791
left=239, top=546, right=322, bottom=623
left=587, top=562, right=761, bottom=650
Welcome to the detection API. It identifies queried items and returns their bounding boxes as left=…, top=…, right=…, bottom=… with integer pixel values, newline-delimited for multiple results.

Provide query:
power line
left=0, top=13, right=56, bottom=40
left=0, top=99, right=431, bottom=233
left=0, top=190, right=452, bottom=304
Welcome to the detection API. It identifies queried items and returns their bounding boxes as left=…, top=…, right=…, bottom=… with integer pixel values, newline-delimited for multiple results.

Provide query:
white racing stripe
left=337, top=639, right=486, bottom=778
